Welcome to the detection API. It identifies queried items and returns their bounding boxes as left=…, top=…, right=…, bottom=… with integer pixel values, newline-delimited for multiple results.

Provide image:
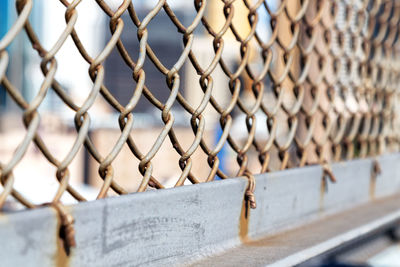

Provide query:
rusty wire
left=0, top=0, right=399, bottom=213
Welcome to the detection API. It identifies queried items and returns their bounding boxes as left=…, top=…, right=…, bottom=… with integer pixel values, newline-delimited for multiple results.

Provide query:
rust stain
left=239, top=199, right=250, bottom=243
left=370, top=174, right=377, bottom=200
left=53, top=215, right=71, bottom=267
left=55, top=237, right=70, bottom=267
left=319, top=177, right=326, bottom=212
left=239, top=200, right=290, bottom=247
left=370, top=160, right=381, bottom=200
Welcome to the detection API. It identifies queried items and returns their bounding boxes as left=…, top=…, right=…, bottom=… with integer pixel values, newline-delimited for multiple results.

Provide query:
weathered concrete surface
left=323, top=158, right=373, bottom=211
left=0, top=208, right=58, bottom=267
left=194, top=193, right=400, bottom=267
left=375, top=153, right=400, bottom=198
left=248, top=165, right=323, bottom=239
left=1, top=154, right=400, bottom=266
left=69, top=178, right=247, bottom=266
left=0, top=178, right=247, bottom=267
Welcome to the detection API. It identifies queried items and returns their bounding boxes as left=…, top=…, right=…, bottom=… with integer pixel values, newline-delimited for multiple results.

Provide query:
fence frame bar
left=1, top=153, right=400, bottom=266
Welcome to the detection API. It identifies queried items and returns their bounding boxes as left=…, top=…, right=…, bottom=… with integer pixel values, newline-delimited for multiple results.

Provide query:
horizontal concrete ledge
left=0, top=153, right=400, bottom=266
left=194, top=194, right=400, bottom=266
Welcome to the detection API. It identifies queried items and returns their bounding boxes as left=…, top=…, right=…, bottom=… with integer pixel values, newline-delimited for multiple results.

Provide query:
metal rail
left=1, top=153, right=400, bottom=266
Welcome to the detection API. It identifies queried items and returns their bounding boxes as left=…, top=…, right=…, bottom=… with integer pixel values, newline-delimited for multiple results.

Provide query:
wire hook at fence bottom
left=243, top=171, right=256, bottom=209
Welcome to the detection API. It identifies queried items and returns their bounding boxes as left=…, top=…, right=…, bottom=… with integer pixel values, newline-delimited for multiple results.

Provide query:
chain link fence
left=0, top=0, right=399, bottom=219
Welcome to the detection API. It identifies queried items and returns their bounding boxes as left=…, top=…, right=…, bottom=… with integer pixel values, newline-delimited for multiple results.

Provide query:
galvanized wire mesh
left=0, top=0, right=400, bottom=212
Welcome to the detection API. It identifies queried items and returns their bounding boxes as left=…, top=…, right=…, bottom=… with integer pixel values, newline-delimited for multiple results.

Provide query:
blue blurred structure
left=0, top=1, right=9, bottom=109
left=215, top=125, right=226, bottom=180
left=0, top=1, right=8, bottom=39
